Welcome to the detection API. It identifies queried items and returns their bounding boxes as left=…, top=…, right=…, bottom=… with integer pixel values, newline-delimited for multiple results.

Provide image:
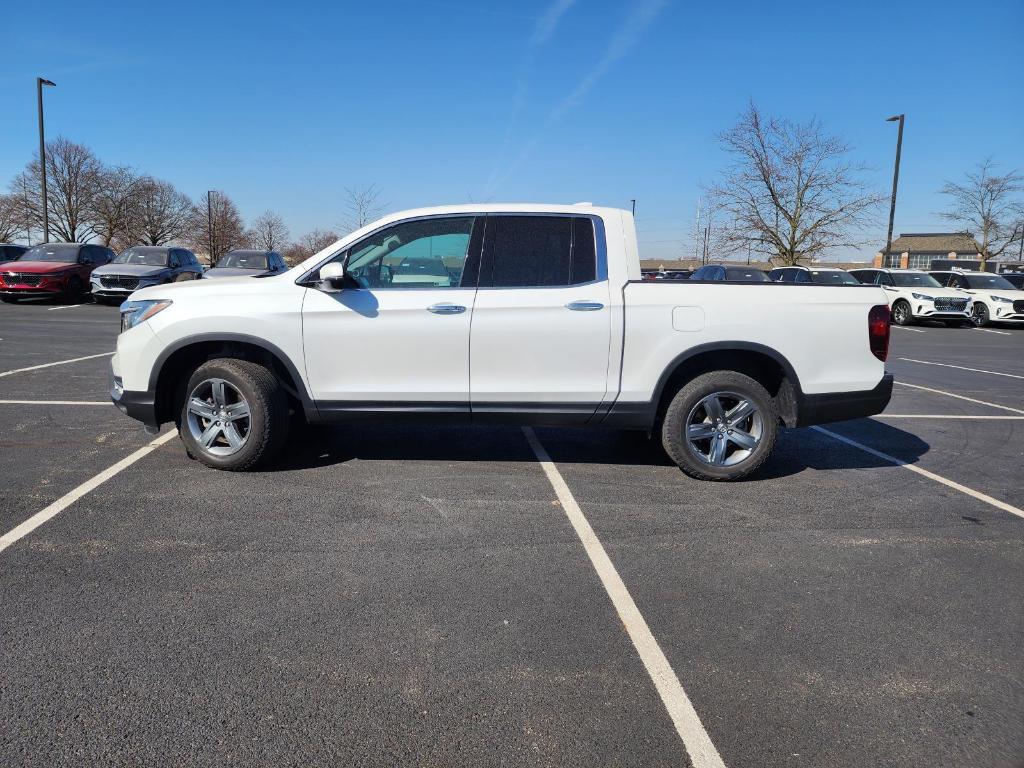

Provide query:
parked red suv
left=0, top=243, right=113, bottom=303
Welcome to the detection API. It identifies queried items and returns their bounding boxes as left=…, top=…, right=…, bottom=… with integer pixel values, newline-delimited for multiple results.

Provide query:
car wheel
left=661, top=370, right=778, bottom=481
left=891, top=300, right=912, bottom=326
left=178, top=358, right=289, bottom=471
left=62, top=276, right=85, bottom=303
left=971, top=302, right=990, bottom=328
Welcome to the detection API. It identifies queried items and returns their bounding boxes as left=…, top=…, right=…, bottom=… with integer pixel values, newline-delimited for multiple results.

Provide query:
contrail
left=483, top=0, right=578, bottom=196
left=487, top=0, right=669, bottom=195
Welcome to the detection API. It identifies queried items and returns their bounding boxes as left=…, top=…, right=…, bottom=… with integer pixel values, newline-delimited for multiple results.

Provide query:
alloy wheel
left=972, top=303, right=989, bottom=327
left=685, top=391, right=763, bottom=467
left=185, top=378, right=252, bottom=457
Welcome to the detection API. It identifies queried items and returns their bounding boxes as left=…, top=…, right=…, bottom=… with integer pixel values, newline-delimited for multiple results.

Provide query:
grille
left=100, top=275, right=140, bottom=290
left=1014, top=300, right=1024, bottom=313
left=933, top=297, right=968, bottom=312
left=3, top=273, right=41, bottom=286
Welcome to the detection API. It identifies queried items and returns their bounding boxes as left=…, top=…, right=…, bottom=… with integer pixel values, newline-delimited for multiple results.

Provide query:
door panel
left=469, top=215, right=611, bottom=414
left=470, top=283, right=611, bottom=406
left=301, top=215, right=482, bottom=410
left=302, top=287, right=477, bottom=404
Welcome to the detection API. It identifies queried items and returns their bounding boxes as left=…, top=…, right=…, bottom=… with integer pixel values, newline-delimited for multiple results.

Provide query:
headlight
left=911, top=292, right=935, bottom=301
left=991, top=295, right=1013, bottom=304
left=120, top=299, right=172, bottom=333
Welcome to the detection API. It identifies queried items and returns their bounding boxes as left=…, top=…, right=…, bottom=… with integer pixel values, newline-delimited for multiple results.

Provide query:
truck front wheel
left=661, top=370, right=778, bottom=481
left=178, top=358, right=289, bottom=471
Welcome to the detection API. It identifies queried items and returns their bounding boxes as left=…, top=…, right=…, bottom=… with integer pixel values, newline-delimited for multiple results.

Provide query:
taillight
left=868, top=304, right=890, bottom=362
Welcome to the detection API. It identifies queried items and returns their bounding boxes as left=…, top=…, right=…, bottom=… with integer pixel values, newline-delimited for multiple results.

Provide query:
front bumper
left=91, top=287, right=135, bottom=298
left=0, top=286, right=63, bottom=297
left=795, top=374, right=894, bottom=427
left=110, top=364, right=160, bottom=433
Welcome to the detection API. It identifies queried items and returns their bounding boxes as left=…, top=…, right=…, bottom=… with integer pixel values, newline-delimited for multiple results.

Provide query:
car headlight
left=120, top=299, right=172, bottom=332
left=991, top=295, right=1013, bottom=304
left=911, top=292, right=935, bottom=301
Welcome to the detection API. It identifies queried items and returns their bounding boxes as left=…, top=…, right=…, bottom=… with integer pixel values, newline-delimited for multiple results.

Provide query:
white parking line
left=893, top=381, right=1024, bottom=415
left=897, top=358, right=1024, bottom=380
left=0, top=430, right=178, bottom=556
left=892, top=326, right=926, bottom=333
left=814, top=426, right=1024, bottom=521
left=875, top=414, right=1024, bottom=419
left=0, top=351, right=113, bottom=378
left=974, top=327, right=1011, bottom=335
left=523, top=427, right=726, bottom=768
left=0, top=400, right=110, bottom=405
left=46, top=304, right=80, bottom=312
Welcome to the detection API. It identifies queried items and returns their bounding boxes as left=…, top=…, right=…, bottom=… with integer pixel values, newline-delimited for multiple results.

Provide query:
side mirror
left=319, top=261, right=347, bottom=291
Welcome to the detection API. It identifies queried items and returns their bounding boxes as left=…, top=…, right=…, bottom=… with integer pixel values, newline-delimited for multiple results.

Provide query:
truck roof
left=380, top=203, right=629, bottom=219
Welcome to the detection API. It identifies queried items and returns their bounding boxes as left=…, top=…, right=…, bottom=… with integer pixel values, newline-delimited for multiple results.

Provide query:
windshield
left=219, top=252, right=268, bottom=269
left=891, top=272, right=941, bottom=288
left=963, top=273, right=1015, bottom=290
left=809, top=270, right=858, bottom=285
left=114, top=248, right=169, bottom=267
left=22, top=244, right=79, bottom=263
left=725, top=268, right=770, bottom=282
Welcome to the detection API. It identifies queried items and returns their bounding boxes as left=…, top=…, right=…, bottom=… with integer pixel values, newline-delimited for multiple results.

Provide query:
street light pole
left=884, top=114, right=905, bottom=266
left=207, top=191, right=215, bottom=266
left=37, top=77, right=56, bottom=243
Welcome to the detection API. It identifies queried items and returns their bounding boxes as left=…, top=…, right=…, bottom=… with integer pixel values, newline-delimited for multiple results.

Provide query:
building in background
left=873, top=233, right=981, bottom=269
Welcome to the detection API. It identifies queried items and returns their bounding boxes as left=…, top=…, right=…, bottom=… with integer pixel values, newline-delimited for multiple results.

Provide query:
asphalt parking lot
left=1, top=299, right=1022, bottom=768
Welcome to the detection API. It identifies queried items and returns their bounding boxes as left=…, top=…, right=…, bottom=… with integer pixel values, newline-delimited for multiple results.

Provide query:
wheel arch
left=650, top=342, right=803, bottom=428
left=150, top=333, right=314, bottom=425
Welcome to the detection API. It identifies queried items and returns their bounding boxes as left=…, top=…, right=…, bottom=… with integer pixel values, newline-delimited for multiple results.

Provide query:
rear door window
left=480, top=215, right=597, bottom=288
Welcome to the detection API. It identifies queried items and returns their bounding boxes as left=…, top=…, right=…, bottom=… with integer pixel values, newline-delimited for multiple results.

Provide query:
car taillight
left=868, top=304, right=890, bottom=362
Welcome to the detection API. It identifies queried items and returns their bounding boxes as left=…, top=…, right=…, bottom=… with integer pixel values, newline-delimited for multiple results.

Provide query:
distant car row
left=638, top=263, right=1024, bottom=327
left=0, top=244, right=288, bottom=304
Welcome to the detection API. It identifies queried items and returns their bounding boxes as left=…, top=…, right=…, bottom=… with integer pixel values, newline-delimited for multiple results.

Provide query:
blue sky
left=1, top=0, right=1021, bottom=261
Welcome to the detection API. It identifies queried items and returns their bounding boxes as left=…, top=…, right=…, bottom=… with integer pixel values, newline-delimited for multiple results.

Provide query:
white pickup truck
left=111, top=204, right=893, bottom=480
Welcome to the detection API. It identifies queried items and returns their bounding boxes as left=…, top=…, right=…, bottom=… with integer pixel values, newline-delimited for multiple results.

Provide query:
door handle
left=565, top=300, right=604, bottom=311
left=427, top=303, right=467, bottom=315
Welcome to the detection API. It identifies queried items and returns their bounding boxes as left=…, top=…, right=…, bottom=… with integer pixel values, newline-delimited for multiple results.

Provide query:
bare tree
left=248, top=210, right=290, bottom=251
left=124, top=177, right=195, bottom=248
left=279, top=230, right=338, bottom=265
left=0, top=194, right=22, bottom=242
left=708, top=103, right=884, bottom=265
left=341, top=184, right=385, bottom=232
left=189, top=191, right=248, bottom=265
left=939, top=159, right=1024, bottom=268
left=300, top=229, right=340, bottom=255
left=10, top=137, right=104, bottom=242
left=91, top=166, right=142, bottom=247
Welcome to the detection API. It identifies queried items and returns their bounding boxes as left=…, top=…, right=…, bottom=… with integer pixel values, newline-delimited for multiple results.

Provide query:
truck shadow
left=271, top=418, right=929, bottom=481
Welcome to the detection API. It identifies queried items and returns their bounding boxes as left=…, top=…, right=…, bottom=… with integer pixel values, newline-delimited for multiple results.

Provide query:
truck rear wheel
left=661, top=370, right=778, bottom=481
left=178, top=358, right=289, bottom=471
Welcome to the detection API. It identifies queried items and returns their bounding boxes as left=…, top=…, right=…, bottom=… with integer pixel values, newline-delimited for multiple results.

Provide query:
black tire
left=971, top=302, right=990, bottom=328
left=661, top=370, right=778, bottom=481
left=178, top=358, right=289, bottom=471
left=0, top=296, right=17, bottom=304
left=61, top=276, right=84, bottom=304
left=891, top=299, right=913, bottom=326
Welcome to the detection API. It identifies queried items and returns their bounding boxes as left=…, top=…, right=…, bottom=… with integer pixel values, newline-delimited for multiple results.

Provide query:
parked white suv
left=928, top=269, right=1024, bottom=327
left=111, top=204, right=893, bottom=481
left=848, top=268, right=972, bottom=326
